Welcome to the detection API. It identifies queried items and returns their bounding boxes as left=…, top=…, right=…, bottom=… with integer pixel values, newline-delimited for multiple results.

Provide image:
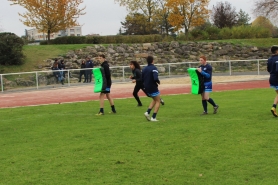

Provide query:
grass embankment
left=2, top=38, right=278, bottom=73
left=1, top=89, right=278, bottom=184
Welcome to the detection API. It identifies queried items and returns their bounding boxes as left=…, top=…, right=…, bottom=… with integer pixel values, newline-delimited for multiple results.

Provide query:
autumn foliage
left=166, top=0, right=209, bottom=34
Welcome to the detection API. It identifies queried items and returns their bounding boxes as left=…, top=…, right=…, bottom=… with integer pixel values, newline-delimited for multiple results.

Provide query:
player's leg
left=106, top=92, right=116, bottom=113
left=96, top=93, right=105, bottom=115
left=133, top=84, right=142, bottom=106
left=271, top=89, right=278, bottom=117
left=201, top=92, right=208, bottom=115
left=205, top=82, right=219, bottom=114
left=150, top=95, right=161, bottom=121
left=144, top=92, right=160, bottom=121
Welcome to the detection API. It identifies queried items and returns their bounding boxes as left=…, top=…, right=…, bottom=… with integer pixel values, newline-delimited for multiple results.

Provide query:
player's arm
left=152, top=69, right=160, bottom=85
left=200, top=66, right=211, bottom=79
left=103, top=64, right=111, bottom=83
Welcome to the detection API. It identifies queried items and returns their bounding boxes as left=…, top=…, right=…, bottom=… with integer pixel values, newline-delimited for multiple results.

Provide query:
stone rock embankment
left=40, top=41, right=270, bottom=70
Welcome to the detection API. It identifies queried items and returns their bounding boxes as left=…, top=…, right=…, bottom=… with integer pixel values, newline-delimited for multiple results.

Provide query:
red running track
left=0, top=80, right=269, bottom=108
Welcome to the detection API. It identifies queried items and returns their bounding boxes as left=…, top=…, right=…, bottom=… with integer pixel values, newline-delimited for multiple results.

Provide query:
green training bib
left=93, top=68, right=106, bottom=93
left=187, top=68, right=204, bottom=95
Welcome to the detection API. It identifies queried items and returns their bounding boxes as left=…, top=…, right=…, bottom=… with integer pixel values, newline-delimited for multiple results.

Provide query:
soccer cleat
left=160, top=98, right=165, bottom=105
left=271, top=107, right=278, bottom=117
left=144, top=112, right=151, bottom=121
left=151, top=117, right=159, bottom=121
left=213, top=105, right=219, bottom=114
left=137, top=104, right=143, bottom=107
left=200, top=111, right=208, bottom=116
left=95, top=112, right=104, bottom=116
left=109, top=111, right=117, bottom=114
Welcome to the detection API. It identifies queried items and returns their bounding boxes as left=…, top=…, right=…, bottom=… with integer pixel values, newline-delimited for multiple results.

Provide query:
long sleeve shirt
left=198, top=63, right=212, bottom=83
left=142, top=64, right=160, bottom=93
left=131, top=68, right=143, bottom=83
left=267, top=55, right=278, bottom=85
left=101, top=61, right=112, bottom=87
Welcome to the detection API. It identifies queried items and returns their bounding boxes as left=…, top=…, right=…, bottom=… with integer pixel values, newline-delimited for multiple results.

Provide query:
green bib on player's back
left=187, top=68, right=204, bottom=95
left=93, top=68, right=106, bottom=93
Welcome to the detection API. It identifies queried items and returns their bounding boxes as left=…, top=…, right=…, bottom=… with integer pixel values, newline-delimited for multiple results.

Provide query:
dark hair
left=60, top=59, right=64, bottom=63
left=130, top=61, right=141, bottom=70
left=271, top=45, right=278, bottom=54
left=99, top=54, right=105, bottom=58
left=146, top=56, right=153, bottom=64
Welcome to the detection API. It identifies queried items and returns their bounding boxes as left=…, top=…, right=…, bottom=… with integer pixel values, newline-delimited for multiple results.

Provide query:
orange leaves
left=8, top=0, right=85, bottom=41
left=166, top=0, right=209, bottom=33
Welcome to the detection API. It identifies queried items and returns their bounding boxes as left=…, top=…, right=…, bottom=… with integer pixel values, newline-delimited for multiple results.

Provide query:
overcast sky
left=0, top=0, right=254, bottom=37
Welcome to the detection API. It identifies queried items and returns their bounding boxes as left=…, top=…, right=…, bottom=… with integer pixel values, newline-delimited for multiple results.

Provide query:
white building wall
left=26, top=26, right=82, bottom=41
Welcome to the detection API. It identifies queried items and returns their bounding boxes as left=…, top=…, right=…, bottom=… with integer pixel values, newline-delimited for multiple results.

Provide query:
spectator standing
left=58, top=59, right=66, bottom=78
left=85, top=57, right=94, bottom=83
left=52, top=60, right=64, bottom=85
left=79, top=60, right=86, bottom=82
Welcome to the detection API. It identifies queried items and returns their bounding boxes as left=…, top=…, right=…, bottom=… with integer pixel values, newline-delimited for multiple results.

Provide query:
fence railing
left=0, top=59, right=268, bottom=93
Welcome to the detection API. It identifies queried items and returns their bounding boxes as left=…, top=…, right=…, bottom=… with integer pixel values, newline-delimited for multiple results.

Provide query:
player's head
left=271, top=45, right=278, bottom=54
left=98, top=54, right=105, bottom=63
left=199, top=56, right=207, bottom=65
left=130, top=61, right=141, bottom=70
left=146, top=56, right=154, bottom=64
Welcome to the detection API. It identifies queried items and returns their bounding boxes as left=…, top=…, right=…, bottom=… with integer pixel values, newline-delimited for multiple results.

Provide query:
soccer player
left=129, top=60, right=165, bottom=107
left=197, top=56, right=219, bottom=115
left=267, top=45, right=278, bottom=117
left=129, top=61, right=146, bottom=106
left=142, top=56, right=161, bottom=121
left=95, top=54, right=116, bottom=115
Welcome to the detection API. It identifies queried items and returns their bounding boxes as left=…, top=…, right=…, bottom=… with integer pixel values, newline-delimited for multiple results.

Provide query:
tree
left=253, top=0, right=278, bottom=21
left=115, top=0, right=158, bottom=34
left=166, top=0, right=210, bottom=34
left=155, top=0, right=174, bottom=35
left=0, top=32, right=25, bottom=65
left=237, top=9, right=251, bottom=26
left=8, top=0, right=85, bottom=43
left=121, top=13, right=154, bottom=35
left=211, top=1, right=237, bottom=28
left=252, top=16, right=276, bottom=36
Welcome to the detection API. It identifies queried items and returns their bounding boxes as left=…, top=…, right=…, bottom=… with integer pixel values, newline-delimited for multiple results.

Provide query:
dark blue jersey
left=267, top=55, right=278, bottom=85
left=142, top=64, right=160, bottom=93
left=198, top=63, right=212, bottom=83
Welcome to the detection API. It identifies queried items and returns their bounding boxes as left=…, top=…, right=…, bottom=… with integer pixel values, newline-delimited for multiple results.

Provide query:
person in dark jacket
left=52, top=60, right=64, bottom=85
left=197, top=56, right=218, bottom=115
left=267, top=45, right=278, bottom=117
left=85, top=57, right=94, bottom=83
left=129, top=60, right=165, bottom=107
left=95, top=54, right=116, bottom=115
left=79, top=60, right=86, bottom=82
left=129, top=61, right=147, bottom=106
left=142, top=56, right=161, bottom=121
left=58, top=59, right=66, bottom=78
